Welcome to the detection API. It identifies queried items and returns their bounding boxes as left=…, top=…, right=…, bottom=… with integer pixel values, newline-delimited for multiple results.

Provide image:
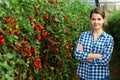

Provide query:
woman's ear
left=103, top=18, right=106, bottom=23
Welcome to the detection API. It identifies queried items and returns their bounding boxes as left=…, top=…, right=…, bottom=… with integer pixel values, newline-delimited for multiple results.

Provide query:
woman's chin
left=93, top=26, right=101, bottom=30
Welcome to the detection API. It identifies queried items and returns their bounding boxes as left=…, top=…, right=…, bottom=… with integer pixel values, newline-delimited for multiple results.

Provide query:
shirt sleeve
left=93, top=36, right=114, bottom=66
left=74, top=32, right=89, bottom=62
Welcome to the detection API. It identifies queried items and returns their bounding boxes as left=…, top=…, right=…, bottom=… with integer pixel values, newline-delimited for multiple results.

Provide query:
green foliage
left=108, top=10, right=120, bottom=53
left=0, top=0, right=92, bottom=79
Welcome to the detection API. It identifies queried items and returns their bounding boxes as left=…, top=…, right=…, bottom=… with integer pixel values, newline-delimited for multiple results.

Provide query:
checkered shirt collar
left=89, top=29, right=107, bottom=37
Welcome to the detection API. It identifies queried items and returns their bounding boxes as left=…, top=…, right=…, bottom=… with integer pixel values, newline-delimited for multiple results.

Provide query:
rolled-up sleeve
left=93, top=36, right=114, bottom=66
left=74, top=33, right=88, bottom=62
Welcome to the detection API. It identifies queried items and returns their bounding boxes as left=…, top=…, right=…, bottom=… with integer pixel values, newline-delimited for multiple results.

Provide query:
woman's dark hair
left=90, top=7, right=105, bottom=19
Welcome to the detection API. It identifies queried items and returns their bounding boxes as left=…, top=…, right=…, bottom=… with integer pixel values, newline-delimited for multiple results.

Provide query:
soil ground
left=110, top=48, right=120, bottom=80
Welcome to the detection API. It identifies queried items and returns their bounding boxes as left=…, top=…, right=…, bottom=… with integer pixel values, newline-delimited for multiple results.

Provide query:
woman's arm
left=74, top=33, right=89, bottom=62
left=86, top=53, right=102, bottom=59
left=77, top=44, right=102, bottom=62
left=92, top=37, right=114, bottom=66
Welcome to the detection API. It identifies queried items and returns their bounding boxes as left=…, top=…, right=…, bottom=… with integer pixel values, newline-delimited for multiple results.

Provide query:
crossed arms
left=77, top=44, right=102, bottom=62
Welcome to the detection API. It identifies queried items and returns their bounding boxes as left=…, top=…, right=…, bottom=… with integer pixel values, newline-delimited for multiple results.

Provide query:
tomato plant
left=0, top=0, right=92, bottom=79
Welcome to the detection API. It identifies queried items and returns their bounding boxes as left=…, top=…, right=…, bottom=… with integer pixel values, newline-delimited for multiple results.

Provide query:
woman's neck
left=93, top=29, right=103, bottom=41
left=93, top=28, right=102, bottom=35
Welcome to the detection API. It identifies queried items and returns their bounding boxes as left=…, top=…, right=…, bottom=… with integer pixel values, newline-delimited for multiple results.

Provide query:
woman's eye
left=91, top=18, right=102, bottom=21
left=98, top=18, right=101, bottom=20
left=91, top=18, right=95, bottom=20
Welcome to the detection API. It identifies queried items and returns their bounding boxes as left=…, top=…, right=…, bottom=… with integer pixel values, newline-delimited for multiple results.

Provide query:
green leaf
left=16, top=58, right=25, bottom=64
left=0, top=61, right=9, bottom=69
left=4, top=74, right=14, bottom=80
left=34, top=68, right=39, bottom=74
left=7, top=34, right=15, bottom=43
left=46, top=26, right=52, bottom=31
left=4, top=52, right=15, bottom=59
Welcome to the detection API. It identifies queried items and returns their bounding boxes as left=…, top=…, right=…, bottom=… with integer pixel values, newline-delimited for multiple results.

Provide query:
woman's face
left=90, top=13, right=104, bottom=30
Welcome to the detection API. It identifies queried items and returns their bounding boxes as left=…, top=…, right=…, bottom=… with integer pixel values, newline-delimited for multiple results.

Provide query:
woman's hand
left=77, top=44, right=83, bottom=51
left=87, top=59, right=93, bottom=62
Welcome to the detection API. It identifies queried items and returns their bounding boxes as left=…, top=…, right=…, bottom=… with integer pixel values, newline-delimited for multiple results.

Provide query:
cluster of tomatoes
left=3, top=15, right=42, bottom=69
left=0, top=33, right=5, bottom=46
left=4, top=15, right=20, bottom=35
left=33, top=56, right=42, bottom=69
left=29, top=14, right=56, bottom=46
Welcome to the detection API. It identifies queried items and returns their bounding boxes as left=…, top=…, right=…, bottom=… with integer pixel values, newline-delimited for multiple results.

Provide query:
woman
left=74, top=7, right=114, bottom=80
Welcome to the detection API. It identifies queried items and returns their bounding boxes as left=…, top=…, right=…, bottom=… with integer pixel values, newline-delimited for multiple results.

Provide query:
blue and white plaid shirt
left=74, top=30, right=114, bottom=80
